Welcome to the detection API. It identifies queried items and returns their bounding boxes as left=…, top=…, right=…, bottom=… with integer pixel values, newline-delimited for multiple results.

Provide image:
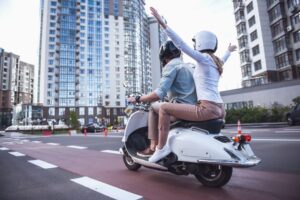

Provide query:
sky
left=0, top=0, right=241, bottom=91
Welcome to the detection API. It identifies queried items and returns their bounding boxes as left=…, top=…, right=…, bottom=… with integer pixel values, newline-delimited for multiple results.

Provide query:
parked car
left=81, top=123, right=106, bottom=133
left=286, top=103, right=300, bottom=126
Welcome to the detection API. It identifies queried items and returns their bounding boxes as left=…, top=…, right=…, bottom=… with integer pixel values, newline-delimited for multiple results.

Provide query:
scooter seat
left=170, top=118, right=224, bottom=134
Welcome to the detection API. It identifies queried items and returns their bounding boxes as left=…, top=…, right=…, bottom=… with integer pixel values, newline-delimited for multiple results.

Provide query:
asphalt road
left=0, top=125, right=299, bottom=200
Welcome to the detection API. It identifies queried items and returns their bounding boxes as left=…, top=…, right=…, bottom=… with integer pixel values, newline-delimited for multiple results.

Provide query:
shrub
left=225, top=104, right=290, bottom=123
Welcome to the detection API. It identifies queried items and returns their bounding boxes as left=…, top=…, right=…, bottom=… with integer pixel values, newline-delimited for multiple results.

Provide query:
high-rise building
left=123, top=0, right=152, bottom=95
left=233, top=0, right=300, bottom=88
left=38, top=0, right=126, bottom=125
left=0, top=48, right=34, bottom=129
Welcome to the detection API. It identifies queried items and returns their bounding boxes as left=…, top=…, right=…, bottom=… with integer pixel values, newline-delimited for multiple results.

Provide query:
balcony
left=234, top=2, right=244, bottom=12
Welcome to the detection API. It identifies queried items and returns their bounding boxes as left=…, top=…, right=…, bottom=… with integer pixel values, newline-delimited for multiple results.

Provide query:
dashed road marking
left=46, top=143, right=59, bottom=146
left=253, top=138, right=300, bottom=142
left=0, top=147, right=9, bottom=150
left=67, top=145, right=87, bottom=149
left=71, top=176, right=143, bottom=200
left=28, top=159, right=57, bottom=169
left=101, top=150, right=120, bottom=155
left=275, top=130, right=300, bottom=133
left=9, top=151, right=25, bottom=157
left=32, top=140, right=42, bottom=143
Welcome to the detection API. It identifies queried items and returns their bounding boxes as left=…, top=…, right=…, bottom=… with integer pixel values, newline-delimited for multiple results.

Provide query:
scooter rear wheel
left=123, top=154, right=142, bottom=171
left=194, top=164, right=232, bottom=187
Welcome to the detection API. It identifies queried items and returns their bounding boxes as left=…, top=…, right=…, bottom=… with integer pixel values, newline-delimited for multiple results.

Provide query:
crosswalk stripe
left=46, top=143, right=59, bottom=145
left=0, top=147, right=9, bottom=150
left=28, top=160, right=57, bottom=169
left=67, top=145, right=87, bottom=149
left=71, top=176, right=142, bottom=200
left=101, top=150, right=120, bottom=155
left=9, top=151, right=25, bottom=156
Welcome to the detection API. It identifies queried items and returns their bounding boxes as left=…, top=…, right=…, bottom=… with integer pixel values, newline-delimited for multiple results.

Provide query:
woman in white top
left=148, top=7, right=237, bottom=163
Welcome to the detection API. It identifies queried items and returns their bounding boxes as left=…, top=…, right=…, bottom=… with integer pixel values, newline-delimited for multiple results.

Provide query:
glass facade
left=39, top=0, right=152, bottom=125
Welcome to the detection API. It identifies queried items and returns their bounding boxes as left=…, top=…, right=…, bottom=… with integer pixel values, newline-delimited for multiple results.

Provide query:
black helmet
left=159, top=40, right=181, bottom=66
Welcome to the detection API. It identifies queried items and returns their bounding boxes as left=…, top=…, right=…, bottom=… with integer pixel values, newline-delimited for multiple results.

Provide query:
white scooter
left=120, top=102, right=261, bottom=187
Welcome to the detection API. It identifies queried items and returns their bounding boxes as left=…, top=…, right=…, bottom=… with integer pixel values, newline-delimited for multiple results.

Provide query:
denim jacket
left=154, top=58, right=197, bottom=105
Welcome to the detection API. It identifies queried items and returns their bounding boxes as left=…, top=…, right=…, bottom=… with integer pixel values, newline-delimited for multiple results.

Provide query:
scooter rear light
left=244, top=134, right=252, bottom=142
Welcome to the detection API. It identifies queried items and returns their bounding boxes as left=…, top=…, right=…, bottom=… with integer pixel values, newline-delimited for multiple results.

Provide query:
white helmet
left=192, top=31, right=218, bottom=52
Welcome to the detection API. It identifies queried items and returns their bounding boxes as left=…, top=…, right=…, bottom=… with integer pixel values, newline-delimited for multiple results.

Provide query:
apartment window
left=238, top=36, right=248, bottom=49
left=97, top=107, right=102, bottom=115
left=288, top=0, right=300, bottom=8
left=273, top=36, right=287, bottom=53
left=59, top=108, right=65, bottom=116
left=252, top=45, right=260, bottom=56
left=50, top=8, right=56, bottom=13
left=250, top=30, right=258, bottom=41
left=293, top=30, right=300, bottom=43
left=293, top=11, right=300, bottom=25
left=242, top=64, right=251, bottom=77
left=246, top=2, right=253, bottom=13
left=254, top=60, right=262, bottom=71
left=296, top=49, right=300, bottom=61
left=88, top=107, right=94, bottom=115
left=267, top=0, right=276, bottom=7
left=240, top=50, right=250, bottom=63
left=248, top=16, right=256, bottom=27
left=79, top=107, right=85, bottom=115
left=235, top=10, right=244, bottom=22
left=275, top=52, right=292, bottom=68
left=49, top=108, right=55, bottom=116
left=50, top=1, right=57, bottom=6
left=271, top=21, right=285, bottom=37
left=269, top=4, right=283, bottom=22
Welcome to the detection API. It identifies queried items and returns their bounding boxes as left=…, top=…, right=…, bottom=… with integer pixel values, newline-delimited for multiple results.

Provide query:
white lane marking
left=101, top=150, right=120, bottom=155
left=21, top=139, right=30, bottom=142
left=0, top=147, right=9, bottom=150
left=32, top=140, right=42, bottom=143
left=283, top=129, right=300, bottom=131
left=28, top=160, right=57, bottom=169
left=2, top=142, right=14, bottom=145
left=276, top=130, right=300, bottom=133
left=46, top=143, right=59, bottom=146
left=253, top=138, right=300, bottom=142
left=67, top=145, right=87, bottom=150
left=9, top=151, right=25, bottom=157
left=71, top=176, right=143, bottom=200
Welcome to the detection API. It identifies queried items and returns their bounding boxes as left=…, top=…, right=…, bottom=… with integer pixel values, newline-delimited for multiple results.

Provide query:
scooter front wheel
left=194, top=164, right=232, bottom=187
left=123, top=154, right=142, bottom=171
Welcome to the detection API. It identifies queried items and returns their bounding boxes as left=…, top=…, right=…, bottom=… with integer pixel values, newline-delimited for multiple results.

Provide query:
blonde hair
left=207, top=52, right=224, bottom=75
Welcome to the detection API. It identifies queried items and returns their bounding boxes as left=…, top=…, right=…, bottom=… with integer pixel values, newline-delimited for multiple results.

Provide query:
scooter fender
left=168, top=128, right=233, bottom=163
left=122, top=110, right=148, bottom=142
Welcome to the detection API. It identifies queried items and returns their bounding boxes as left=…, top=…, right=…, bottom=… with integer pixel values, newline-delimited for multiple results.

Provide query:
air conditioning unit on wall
left=286, top=25, right=293, bottom=32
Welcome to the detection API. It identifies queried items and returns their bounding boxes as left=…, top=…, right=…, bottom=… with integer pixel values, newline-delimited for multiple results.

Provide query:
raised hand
left=150, top=7, right=167, bottom=29
left=228, top=43, right=237, bottom=52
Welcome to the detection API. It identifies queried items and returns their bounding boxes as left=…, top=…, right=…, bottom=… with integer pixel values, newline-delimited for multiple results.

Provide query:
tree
left=69, top=111, right=79, bottom=130
left=292, top=96, right=300, bottom=105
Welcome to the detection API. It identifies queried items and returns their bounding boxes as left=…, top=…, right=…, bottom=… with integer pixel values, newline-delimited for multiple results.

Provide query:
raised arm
left=150, top=7, right=209, bottom=64
left=221, top=43, right=237, bottom=63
